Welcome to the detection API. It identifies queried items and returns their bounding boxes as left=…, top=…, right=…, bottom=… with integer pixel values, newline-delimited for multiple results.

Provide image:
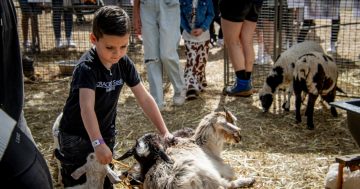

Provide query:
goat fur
left=293, top=51, right=340, bottom=129
left=119, top=109, right=254, bottom=189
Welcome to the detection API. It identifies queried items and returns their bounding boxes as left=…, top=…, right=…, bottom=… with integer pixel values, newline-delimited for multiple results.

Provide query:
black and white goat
left=293, top=51, right=342, bottom=129
left=117, top=109, right=254, bottom=189
left=259, top=41, right=324, bottom=112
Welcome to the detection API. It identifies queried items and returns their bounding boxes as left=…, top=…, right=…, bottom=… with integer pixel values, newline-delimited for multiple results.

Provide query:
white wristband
left=92, top=139, right=105, bottom=148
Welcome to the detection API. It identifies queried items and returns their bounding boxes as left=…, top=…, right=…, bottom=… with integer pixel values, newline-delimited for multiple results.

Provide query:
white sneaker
left=217, top=39, right=224, bottom=47
left=55, top=38, right=63, bottom=49
left=67, top=38, right=77, bottom=48
left=23, top=40, right=31, bottom=49
left=173, top=89, right=186, bottom=106
left=263, top=53, right=273, bottom=64
left=327, top=42, right=337, bottom=53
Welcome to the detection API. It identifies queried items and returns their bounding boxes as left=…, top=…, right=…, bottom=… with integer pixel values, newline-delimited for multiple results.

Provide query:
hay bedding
left=24, top=46, right=359, bottom=189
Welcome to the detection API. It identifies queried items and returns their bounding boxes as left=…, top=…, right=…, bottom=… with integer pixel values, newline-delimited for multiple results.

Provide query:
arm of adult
left=130, top=82, right=173, bottom=140
left=79, top=88, right=113, bottom=165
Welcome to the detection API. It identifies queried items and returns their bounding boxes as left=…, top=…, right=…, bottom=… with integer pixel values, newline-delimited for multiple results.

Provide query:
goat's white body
left=65, top=153, right=120, bottom=189
left=143, top=112, right=254, bottom=189
left=52, top=112, right=63, bottom=185
left=293, top=51, right=338, bottom=96
left=324, top=163, right=360, bottom=189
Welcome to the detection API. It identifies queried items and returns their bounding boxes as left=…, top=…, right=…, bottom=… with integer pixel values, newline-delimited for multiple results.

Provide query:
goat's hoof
left=331, top=108, right=338, bottom=117
left=282, top=103, right=290, bottom=111
left=234, top=177, right=255, bottom=188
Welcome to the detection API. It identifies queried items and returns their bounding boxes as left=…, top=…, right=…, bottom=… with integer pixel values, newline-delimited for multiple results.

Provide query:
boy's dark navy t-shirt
left=60, top=47, right=140, bottom=138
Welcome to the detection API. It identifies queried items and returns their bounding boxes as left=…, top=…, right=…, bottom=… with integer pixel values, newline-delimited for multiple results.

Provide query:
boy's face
left=90, top=33, right=130, bottom=67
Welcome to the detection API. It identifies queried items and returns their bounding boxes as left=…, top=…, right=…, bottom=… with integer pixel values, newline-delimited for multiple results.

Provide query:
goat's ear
left=116, top=148, right=134, bottom=160
left=224, top=108, right=237, bottom=123
left=159, top=149, right=173, bottom=164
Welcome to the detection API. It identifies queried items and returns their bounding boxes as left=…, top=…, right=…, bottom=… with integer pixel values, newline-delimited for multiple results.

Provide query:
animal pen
left=223, top=0, right=360, bottom=97
left=13, top=1, right=360, bottom=188
left=15, top=0, right=360, bottom=98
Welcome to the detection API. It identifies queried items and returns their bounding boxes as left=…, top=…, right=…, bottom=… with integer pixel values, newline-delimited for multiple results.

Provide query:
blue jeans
left=52, top=0, right=73, bottom=39
left=140, top=0, right=185, bottom=107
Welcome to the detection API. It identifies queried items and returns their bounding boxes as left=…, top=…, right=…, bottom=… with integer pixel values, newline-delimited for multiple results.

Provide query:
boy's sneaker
left=173, top=89, right=186, bottom=106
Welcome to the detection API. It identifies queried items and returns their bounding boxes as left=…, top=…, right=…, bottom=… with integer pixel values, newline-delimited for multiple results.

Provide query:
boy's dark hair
left=92, top=6, right=131, bottom=39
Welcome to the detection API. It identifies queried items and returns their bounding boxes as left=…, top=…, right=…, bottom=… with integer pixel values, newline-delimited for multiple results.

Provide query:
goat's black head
left=117, top=133, right=173, bottom=180
left=259, top=93, right=273, bottom=112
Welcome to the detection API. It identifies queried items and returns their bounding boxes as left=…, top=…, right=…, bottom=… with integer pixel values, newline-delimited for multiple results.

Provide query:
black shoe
left=186, top=89, right=198, bottom=100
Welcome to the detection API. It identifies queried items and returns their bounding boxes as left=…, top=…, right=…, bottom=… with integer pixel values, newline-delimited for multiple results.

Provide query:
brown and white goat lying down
left=117, top=109, right=255, bottom=189
left=293, top=51, right=343, bottom=129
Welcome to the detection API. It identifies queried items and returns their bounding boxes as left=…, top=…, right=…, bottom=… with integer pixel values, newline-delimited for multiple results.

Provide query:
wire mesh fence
left=223, top=0, right=360, bottom=97
left=15, top=0, right=144, bottom=81
left=14, top=0, right=360, bottom=97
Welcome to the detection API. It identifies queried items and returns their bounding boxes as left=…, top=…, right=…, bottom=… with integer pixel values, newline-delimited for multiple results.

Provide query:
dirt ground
left=23, top=44, right=360, bottom=189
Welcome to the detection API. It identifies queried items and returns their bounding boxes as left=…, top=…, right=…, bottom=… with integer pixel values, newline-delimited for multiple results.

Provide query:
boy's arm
left=130, top=83, right=173, bottom=139
left=79, top=88, right=113, bottom=164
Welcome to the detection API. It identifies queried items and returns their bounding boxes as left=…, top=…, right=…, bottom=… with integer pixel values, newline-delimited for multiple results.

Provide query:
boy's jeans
left=140, top=0, right=185, bottom=107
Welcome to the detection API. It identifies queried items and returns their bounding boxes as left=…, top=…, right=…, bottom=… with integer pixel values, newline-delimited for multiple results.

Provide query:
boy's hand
left=94, top=144, right=113, bottom=165
left=162, top=132, right=179, bottom=146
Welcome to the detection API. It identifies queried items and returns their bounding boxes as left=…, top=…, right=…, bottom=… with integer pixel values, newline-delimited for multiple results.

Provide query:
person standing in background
left=133, top=0, right=186, bottom=110
left=180, top=0, right=214, bottom=99
left=209, top=0, right=223, bottom=47
left=220, top=0, right=264, bottom=97
left=18, top=0, right=41, bottom=52
left=52, top=0, right=77, bottom=48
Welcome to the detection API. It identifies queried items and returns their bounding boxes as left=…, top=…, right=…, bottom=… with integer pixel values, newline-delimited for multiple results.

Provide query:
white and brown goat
left=259, top=41, right=324, bottom=112
left=293, top=51, right=343, bottom=129
left=118, top=109, right=254, bottom=189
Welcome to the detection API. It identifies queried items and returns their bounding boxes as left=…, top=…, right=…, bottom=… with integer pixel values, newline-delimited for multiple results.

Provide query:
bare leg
left=240, top=20, right=257, bottom=73
left=221, top=18, right=244, bottom=72
left=221, top=18, right=253, bottom=97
